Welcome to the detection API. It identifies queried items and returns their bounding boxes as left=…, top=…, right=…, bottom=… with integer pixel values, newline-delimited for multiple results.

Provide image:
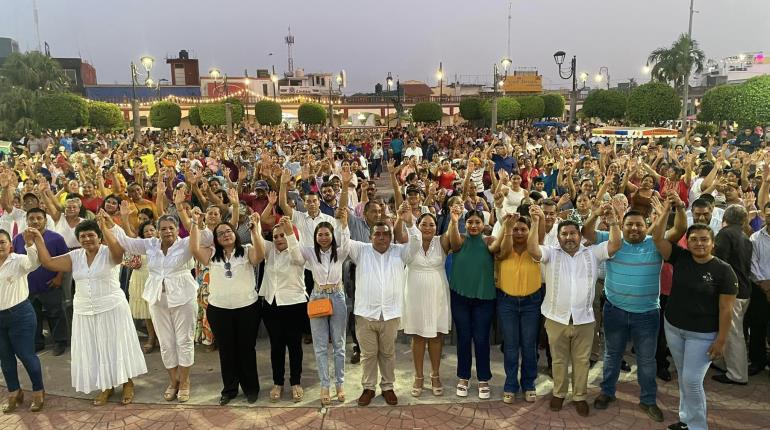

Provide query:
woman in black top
left=652, top=196, right=737, bottom=430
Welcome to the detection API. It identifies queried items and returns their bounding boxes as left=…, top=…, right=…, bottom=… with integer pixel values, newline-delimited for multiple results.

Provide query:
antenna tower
left=32, top=0, right=42, bottom=52
left=285, top=26, right=295, bottom=75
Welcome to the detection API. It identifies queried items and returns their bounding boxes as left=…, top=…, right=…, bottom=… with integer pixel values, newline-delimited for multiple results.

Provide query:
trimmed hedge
left=582, top=89, right=628, bottom=122
left=254, top=100, right=282, bottom=125
left=199, top=102, right=244, bottom=127
left=540, top=94, right=565, bottom=119
left=459, top=98, right=483, bottom=121
left=149, top=101, right=182, bottom=129
left=411, top=102, right=442, bottom=123
left=188, top=106, right=202, bottom=127
left=88, top=101, right=124, bottom=131
left=33, top=93, right=89, bottom=130
left=627, top=82, right=681, bottom=125
left=297, top=102, right=327, bottom=125
left=517, top=96, right=545, bottom=120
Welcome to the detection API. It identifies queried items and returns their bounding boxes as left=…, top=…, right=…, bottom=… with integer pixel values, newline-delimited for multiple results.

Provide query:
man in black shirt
left=711, top=205, right=752, bottom=385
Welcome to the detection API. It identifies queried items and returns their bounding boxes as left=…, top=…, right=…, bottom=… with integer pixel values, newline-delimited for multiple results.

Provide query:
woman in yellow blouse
left=495, top=212, right=543, bottom=404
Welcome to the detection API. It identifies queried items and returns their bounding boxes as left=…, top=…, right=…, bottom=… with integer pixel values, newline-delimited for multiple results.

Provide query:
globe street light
left=553, top=50, right=578, bottom=125
left=329, top=73, right=343, bottom=126
left=130, top=56, right=154, bottom=143
left=595, top=66, right=610, bottom=90
left=491, top=57, right=511, bottom=132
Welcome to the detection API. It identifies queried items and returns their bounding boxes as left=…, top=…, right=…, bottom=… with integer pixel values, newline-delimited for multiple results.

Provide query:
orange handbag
left=307, top=298, right=333, bottom=318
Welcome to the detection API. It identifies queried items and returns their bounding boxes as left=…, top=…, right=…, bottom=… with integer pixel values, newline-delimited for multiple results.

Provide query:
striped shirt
left=596, top=231, right=662, bottom=313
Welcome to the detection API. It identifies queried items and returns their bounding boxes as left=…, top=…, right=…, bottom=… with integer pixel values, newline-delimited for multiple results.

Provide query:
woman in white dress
left=401, top=212, right=452, bottom=398
left=30, top=217, right=147, bottom=406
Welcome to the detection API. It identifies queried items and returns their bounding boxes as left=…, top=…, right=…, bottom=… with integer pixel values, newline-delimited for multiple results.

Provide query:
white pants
left=149, top=293, right=197, bottom=369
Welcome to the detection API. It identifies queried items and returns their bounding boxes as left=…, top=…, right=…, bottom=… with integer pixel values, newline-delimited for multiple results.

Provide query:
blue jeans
left=497, top=289, right=542, bottom=393
left=0, top=300, right=44, bottom=391
left=664, top=318, right=716, bottom=430
left=450, top=290, right=495, bottom=381
left=601, top=301, right=659, bottom=405
left=309, top=289, right=347, bottom=389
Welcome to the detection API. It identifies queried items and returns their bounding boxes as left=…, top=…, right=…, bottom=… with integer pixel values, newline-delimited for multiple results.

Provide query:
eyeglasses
left=224, top=261, right=232, bottom=279
left=216, top=229, right=233, bottom=238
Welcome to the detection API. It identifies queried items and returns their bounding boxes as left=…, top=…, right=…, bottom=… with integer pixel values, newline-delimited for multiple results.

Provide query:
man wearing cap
left=239, top=179, right=270, bottom=216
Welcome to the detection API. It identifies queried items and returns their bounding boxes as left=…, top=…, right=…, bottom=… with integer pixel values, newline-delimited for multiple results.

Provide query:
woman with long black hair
left=189, top=211, right=264, bottom=405
left=298, top=210, right=350, bottom=406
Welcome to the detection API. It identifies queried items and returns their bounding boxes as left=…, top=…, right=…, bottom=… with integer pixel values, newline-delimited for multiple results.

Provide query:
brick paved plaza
left=1, top=340, right=768, bottom=429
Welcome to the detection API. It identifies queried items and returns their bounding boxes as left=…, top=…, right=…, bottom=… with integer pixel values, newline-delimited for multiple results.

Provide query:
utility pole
left=681, top=0, right=695, bottom=132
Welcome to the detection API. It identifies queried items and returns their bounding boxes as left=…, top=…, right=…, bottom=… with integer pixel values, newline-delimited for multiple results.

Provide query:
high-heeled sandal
left=270, top=385, right=283, bottom=403
left=121, top=380, right=135, bottom=405
left=411, top=376, right=424, bottom=397
left=430, top=374, right=443, bottom=396
left=335, top=384, right=345, bottom=403
left=177, top=382, right=191, bottom=403
left=93, top=388, right=114, bottom=406
left=1, top=390, right=23, bottom=414
left=291, top=385, right=304, bottom=403
left=163, top=385, right=178, bottom=402
left=320, top=388, right=331, bottom=406
left=456, top=379, right=469, bottom=397
left=29, top=391, right=43, bottom=412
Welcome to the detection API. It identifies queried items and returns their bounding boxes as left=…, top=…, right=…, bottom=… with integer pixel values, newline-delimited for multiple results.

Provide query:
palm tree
left=647, top=33, right=706, bottom=92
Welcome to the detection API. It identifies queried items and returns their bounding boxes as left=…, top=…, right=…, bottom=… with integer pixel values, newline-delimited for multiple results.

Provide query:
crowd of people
left=0, top=122, right=769, bottom=430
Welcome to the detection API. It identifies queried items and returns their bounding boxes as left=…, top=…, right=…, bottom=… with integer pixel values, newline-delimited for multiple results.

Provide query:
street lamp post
left=386, top=72, right=393, bottom=128
left=209, top=68, right=229, bottom=97
left=490, top=58, right=510, bottom=132
left=436, top=62, right=443, bottom=109
left=151, top=78, right=168, bottom=99
left=271, top=65, right=279, bottom=101
left=328, top=73, right=342, bottom=127
left=210, top=68, right=233, bottom=138
left=553, top=51, right=578, bottom=125
left=130, top=55, right=154, bottom=143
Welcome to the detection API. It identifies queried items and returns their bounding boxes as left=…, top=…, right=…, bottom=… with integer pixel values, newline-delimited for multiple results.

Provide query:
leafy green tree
left=582, top=89, right=628, bottom=122
left=297, top=102, right=327, bottom=125
left=198, top=102, right=244, bottom=127
left=0, top=51, right=70, bottom=138
left=497, top=97, right=521, bottom=122
left=517, top=96, right=545, bottom=120
left=627, top=82, right=681, bottom=125
left=33, top=93, right=89, bottom=130
left=459, top=98, right=483, bottom=121
left=541, top=94, right=565, bottom=119
left=411, top=102, right=442, bottom=123
left=697, top=84, right=741, bottom=123
left=149, top=101, right=182, bottom=129
left=694, top=122, right=717, bottom=136
left=188, top=106, right=202, bottom=127
left=647, top=34, right=706, bottom=92
left=254, top=100, right=282, bottom=125
left=88, top=101, right=124, bottom=131
left=733, top=75, right=770, bottom=126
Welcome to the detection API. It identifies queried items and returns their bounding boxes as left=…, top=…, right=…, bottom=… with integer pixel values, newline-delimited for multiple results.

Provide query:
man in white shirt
left=349, top=202, right=418, bottom=407
left=403, top=141, right=423, bottom=163
left=528, top=204, right=622, bottom=417
left=686, top=197, right=724, bottom=234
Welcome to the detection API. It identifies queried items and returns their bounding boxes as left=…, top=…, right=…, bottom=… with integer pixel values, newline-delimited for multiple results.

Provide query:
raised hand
left=267, top=190, right=278, bottom=205
left=173, top=187, right=186, bottom=205
left=227, top=187, right=239, bottom=203
left=335, top=206, right=348, bottom=227
left=278, top=216, right=293, bottom=233
left=449, top=204, right=463, bottom=223
left=528, top=204, right=544, bottom=223
left=119, top=200, right=135, bottom=217
left=248, top=212, right=261, bottom=231
left=280, top=168, right=292, bottom=184
left=397, top=201, right=411, bottom=219
left=503, top=213, right=520, bottom=229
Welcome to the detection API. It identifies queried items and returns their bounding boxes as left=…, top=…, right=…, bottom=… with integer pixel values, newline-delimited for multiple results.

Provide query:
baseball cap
left=254, top=180, right=269, bottom=190
left=405, top=185, right=422, bottom=195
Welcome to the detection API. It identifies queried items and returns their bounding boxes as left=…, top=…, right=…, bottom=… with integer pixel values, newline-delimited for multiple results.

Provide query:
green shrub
left=254, top=100, right=282, bottom=125
left=517, top=96, right=545, bottom=120
left=33, top=93, right=89, bottom=130
left=411, top=102, right=442, bottom=123
left=88, top=101, right=124, bottom=131
left=627, top=82, right=681, bottom=125
left=297, top=102, right=327, bottom=125
left=541, top=94, right=565, bottom=118
left=188, top=106, right=202, bottom=127
left=198, top=102, right=244, bottom=127
left=459, top=98, right=483, bottom=121
left=582, top=89, right=628, bottom=122
left=149, top=101, right=182, bottom=129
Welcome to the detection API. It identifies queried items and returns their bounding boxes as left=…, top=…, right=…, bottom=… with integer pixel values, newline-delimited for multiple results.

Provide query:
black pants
left=30, top=287, right=68, bottom=348
left=345, top=263, right=360, bottom=352
left=207, top=302, right=260, bottom=398
left=656, top=294, right=671, bottom=370
left=748, top=283, right=769, bottom=368
left=263, top=300, right=305, bottom=386
left=370, top=158, right=383, bottom=178
left=303, top=270, right=314, bottom=335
